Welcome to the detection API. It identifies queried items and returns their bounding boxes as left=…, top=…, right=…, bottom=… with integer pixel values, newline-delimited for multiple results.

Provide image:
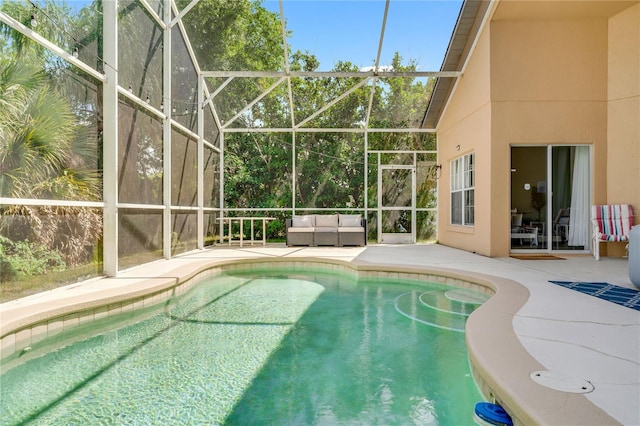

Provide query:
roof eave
left=422, top=0, right=492, bottom=129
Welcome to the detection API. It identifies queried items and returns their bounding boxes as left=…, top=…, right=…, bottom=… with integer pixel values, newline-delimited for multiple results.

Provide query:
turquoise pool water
left=0, top=267, right=488, bottom=425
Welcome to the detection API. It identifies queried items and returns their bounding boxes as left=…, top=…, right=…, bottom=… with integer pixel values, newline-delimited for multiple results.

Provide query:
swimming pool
left=0, top=266, right=488, bottom=425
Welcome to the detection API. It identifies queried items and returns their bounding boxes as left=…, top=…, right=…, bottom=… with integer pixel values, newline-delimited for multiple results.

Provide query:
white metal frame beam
left=103, top=0, right=119, bottom=276
left=278, top=0, right=297, bottom=128
left=0, top=11, right=106, bottom=83
left=171, top=0, right=201, bottom=27
left=197, top=74, right=205, bottom=249
left=0, top=0, right=451, bottom=276
left=363, top=0, right=389, bottom=128
left=222, top=128, right=437, bottom=133
left=139, top=0, right=166, bottom=29
left=201, top=71, right=460, bottom=78
left=162, top=0, right=173, bottom=259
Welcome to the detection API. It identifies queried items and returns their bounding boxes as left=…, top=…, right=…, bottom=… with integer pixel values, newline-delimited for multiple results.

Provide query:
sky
left=62, top=0, right=463, bottom=72
left=262, top=0, right=463, bottom=71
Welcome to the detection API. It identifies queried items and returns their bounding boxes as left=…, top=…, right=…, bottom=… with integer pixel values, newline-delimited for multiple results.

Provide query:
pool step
left=394, top=289, right=487, bottom=332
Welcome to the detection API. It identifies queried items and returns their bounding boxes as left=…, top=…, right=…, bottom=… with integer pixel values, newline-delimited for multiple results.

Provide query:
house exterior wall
left=436, top=25, right=493, bottom=256
left=607, top=3, right=640, bottom=255
left=490, top=17, right=609, bottom=257
left=436, top=0, right=639, bottom=258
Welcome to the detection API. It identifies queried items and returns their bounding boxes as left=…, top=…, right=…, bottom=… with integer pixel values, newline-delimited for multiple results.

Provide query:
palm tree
left=2, top=60, right=80, bottom=197
left=0, top=57, right=102, bottom=267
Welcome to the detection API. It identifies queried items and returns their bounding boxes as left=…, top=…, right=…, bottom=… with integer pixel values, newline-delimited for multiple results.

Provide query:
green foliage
left=0, top=235, right=66, bottom=280
left=416, top=211, right=437, bottom=242
left=177, top=0, right=284, bottom=72
left=369, top=52, right=436, bottom=128
left=224, top=132, right=293, bottom=208
left=0, top=0, right=440, bottom=287
left=0, top=1, right=74, bottom=62
left=0, top=1, right=102, bottom=275
left=0, top=261, right=101, bottom=302
left=0, top=32, right=101, bottom=201
left=295, top=132, right=365, bottom=208
left=267, top=219, right=285, bottom=240
left=0, top=54, right=103, bottom=267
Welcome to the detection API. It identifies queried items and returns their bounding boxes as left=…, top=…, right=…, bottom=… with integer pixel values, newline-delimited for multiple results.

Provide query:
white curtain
left=568, top=147, right=590, bottom=246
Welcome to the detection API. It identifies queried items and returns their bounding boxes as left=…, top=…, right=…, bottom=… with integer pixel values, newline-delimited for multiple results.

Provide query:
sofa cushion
left=315, top=226, right=338, bottom=233
left=292, top=215, right=315, bottom=227
left=339, top=214, right=362, bottom=227
left=315, top=214, right=338, bottom=227
left=288, top=227, right=315, bottom=233
left=338, top=227, right=364, bottom=233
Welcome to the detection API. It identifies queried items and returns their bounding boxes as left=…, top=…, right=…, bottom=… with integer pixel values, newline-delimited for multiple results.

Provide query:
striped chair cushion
left=591, top=204, right=634, bottom=242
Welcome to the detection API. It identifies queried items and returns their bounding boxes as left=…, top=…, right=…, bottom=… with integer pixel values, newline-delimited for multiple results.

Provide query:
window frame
left=450, top=153, right=474, bottom=226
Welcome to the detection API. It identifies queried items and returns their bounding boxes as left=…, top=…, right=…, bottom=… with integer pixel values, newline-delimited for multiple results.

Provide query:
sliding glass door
left=511, top=145, right=591, bottom=253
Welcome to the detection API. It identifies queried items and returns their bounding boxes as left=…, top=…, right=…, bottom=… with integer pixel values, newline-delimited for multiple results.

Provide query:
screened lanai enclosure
left=0, top=0, right=462, bottom=299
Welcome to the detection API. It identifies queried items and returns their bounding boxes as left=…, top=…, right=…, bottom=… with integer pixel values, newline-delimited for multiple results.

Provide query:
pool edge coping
left=0, top=256, right=620, bottom=426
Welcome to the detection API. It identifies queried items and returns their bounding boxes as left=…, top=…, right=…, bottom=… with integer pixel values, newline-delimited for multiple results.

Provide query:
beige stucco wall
left=436, top=0, right=639, bottom=257
left=436, top=24, right=493, bottom=256
left=606, top=3, right=640, bottom=255
left=491, top=17, right=609, bottom=257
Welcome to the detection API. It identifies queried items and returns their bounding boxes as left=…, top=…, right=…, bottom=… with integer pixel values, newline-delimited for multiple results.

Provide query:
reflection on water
left=1, top=269, right=485, bottom=425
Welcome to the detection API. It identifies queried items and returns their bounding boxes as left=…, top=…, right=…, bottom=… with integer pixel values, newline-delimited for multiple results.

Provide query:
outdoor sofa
left=286, top=214, right=366, bottom=247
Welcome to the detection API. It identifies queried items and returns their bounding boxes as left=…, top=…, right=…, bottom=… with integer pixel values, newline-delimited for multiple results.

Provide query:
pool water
left=0, top=267, right=487, bottom=425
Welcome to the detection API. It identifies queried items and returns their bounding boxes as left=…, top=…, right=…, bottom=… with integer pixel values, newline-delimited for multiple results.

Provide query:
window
left=450, top=153, right=474, bottom=225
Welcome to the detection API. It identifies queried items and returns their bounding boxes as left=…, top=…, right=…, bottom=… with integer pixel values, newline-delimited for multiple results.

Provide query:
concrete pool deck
left=1, top=243, right=638, bottom=425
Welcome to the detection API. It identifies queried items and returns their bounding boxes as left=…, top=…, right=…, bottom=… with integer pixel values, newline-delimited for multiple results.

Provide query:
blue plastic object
left=474, top=402, right=513, bottom=426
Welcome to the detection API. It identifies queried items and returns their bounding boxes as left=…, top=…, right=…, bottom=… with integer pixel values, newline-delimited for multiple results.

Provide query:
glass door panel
left=510, top=147, right=547, bottom=251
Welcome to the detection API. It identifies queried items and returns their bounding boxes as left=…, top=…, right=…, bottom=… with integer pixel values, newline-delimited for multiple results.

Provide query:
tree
left=0, top=60, right=99, bottom=200
left=0, top=1, right=102, bottom=271
left=177, top=0, right=284, bottom=72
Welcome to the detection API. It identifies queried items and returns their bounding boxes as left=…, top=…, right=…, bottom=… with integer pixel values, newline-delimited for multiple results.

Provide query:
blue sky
left=64, top=0, right=462, bottom=71
left=263, top=0, right=463, bottom=71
